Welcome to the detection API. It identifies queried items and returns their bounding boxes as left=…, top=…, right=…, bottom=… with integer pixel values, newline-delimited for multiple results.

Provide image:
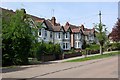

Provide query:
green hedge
left=36, top=42, right=62, bottom=60
left=63, top=49, right=76, bottom=54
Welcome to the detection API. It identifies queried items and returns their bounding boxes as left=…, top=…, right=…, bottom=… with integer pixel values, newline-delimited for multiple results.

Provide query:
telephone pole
left=99, top=11, right=102, bottom=25
left=52, top=9, right=54, bottom=17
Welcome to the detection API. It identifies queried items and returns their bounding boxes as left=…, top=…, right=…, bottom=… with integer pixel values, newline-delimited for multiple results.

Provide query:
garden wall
left=64, top=53, right=82, bottom=59
left=41, top=54, right=63, bottom=62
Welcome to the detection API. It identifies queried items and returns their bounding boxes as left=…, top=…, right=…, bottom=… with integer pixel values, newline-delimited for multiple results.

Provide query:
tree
left=2, top=9, right=36, bottom=66
left=94, top=23, right=107, bottom=55
left=110, top=18, right=120, bottom=42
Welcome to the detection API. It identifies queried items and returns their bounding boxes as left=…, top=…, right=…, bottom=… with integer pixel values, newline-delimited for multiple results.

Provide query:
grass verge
left=66, top=51, right=120, bottom=62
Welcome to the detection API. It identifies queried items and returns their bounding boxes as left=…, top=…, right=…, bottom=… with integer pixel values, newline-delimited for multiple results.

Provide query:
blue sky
left=1, top=2, right=118, bottom=32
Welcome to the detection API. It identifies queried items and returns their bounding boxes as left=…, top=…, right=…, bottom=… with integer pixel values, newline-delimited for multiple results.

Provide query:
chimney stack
left=81, top=24, right=84, bottom=30
left=51, top=17, right=56, bottom=26
left=66, top=22, right=69, bottom=26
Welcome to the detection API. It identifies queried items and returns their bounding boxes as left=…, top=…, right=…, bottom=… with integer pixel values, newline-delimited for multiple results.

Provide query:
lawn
left=66, top=51, right=120, bottom=62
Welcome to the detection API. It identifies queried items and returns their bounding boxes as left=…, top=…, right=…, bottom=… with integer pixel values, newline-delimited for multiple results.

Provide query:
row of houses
left=1, top=8, right=97, bottom=51
left=30, top=14, right=97, bottom=51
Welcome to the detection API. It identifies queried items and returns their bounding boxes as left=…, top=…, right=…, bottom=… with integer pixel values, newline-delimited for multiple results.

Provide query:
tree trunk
left=100, top=45, right=103, bottom=55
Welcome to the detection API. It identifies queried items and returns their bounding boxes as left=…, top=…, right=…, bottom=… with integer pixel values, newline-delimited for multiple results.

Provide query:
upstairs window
left=38, top=29, right=41, bottom=36
left=56, top=32, right=61, bottom=39
left=50, top=32, right=52, bottom=38
left=58, top=32, right=61, bottom=39
left=65, top=32, right=69, bottom=39
left=75, top=33, right=81, bottom=39
left=78, top=33, right=80, bottom=39
left=45, top=30, right=47, bottom=37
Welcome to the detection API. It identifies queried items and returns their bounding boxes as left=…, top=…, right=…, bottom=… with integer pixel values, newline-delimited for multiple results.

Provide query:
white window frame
left=56, top=32, right=61, bottom=39
left=64, top=32, right=69, bottom=39
left=75, top=33, right=81, bottom=39
left=75, top=41, right=81, bottom=48
left=63, top=42, right=70, bottom=50
left=58, top=32, right=61, bottom=39
left=45, top=30, right=47, bottom=37
left=38, top=28, right=42, bottom=37
left=50, top=31, right=52, bottom=38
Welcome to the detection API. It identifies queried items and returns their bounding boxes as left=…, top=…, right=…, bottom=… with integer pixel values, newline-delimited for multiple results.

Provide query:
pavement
left=49, top=50, right=119, bottom=63
left=2, top=51, right=119, bottom=78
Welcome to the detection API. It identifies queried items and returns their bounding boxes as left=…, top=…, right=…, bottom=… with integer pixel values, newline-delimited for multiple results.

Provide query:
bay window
left=63, top=42, right=70, bottom=50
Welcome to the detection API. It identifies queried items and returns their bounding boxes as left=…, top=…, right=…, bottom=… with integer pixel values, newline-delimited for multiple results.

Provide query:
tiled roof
left=71, top=27, right=80, bottom=33
left=44, top=20, right=54, bottom=31
left=64, top=25, right=70, bottom=32
left=52, top=26, right=64, bottom=31
left=64, top=22, right=80, bottom=33
left=1, top=7, right=15, bottom=14
left=45, top=19, right=64, bottom=32
left=83, top=28, right=95, bottom=35
left=29, top=14, right=45, bottom=22
left=70, top=24, right=78, bottom=29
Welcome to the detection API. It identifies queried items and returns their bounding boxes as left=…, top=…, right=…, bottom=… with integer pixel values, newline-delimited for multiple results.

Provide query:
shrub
left=36, top=42, right=62, bottom=60
left=81, top=50, right=87, bottom=57
left=110, top=43, right=120, bottom=50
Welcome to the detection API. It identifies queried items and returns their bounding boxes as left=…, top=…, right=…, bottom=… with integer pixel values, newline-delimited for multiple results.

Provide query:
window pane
left=75, top=42, right=77, bottom=48
left=59, top=32, right=61, bottom=39
left=39, top=29, right=41, bottom=36
left=78, top=42, right=80, bottom=47
left=78, top=34, right=80, bottom=39
left=45, top=30, right=47, bottom=37
left=50, top=32, right=52, bottom=38
left=63, top=43, right=65, bottom=49
left=66, top=43, right=68, bottom=49
left=66, top=33, right=68, bottom=38
left=56, top=33, right=58, bottom=38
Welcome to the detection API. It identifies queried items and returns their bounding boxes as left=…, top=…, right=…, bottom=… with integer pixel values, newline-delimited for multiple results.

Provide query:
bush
left=110, top=43, right=120, bottom=50
left=63, top=49, right=76, bottom=54
left=82, top=44, right=99, bottom=55
left=36, top=42, right=62, bottom=61
left=89, top=44, right=99, bottom=51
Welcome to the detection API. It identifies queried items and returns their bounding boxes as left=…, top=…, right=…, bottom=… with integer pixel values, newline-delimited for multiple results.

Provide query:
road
left=2, top=56, right=118, bottom=78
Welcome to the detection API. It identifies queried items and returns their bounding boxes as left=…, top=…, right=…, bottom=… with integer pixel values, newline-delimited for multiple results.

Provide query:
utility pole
left=99, top=11, right=102, bottom=25
left=21, top=3, right=25, bottom=8
left=52, top=9, right=54, bottom=17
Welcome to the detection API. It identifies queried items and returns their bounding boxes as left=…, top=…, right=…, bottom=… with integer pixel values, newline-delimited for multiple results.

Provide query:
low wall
left=64, top=53, right=82, bottom=59
left=41, top=54, right=63, bottom=62
left=41, top=54, right=55, bottom=62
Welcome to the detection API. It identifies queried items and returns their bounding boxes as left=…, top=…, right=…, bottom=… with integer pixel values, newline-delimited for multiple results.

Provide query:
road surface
left=2, top=56, right=118, bottom=78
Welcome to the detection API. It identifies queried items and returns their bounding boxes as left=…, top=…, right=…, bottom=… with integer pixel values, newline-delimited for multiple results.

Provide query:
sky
left=1, top=2, right=118, bottom=32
